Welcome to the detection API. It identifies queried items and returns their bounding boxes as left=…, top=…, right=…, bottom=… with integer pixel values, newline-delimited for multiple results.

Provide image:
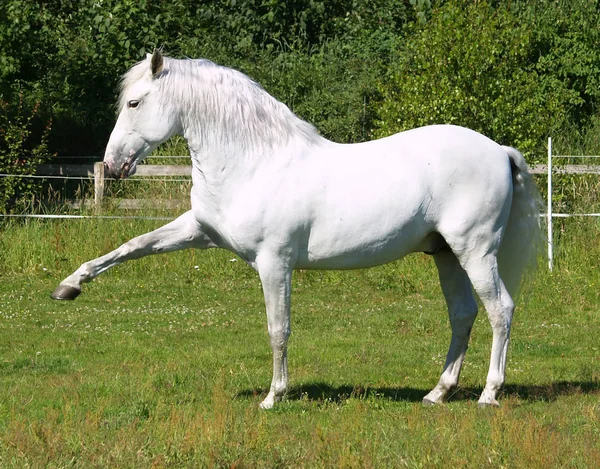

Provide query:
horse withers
left=52, top=50, right=541, bottom=409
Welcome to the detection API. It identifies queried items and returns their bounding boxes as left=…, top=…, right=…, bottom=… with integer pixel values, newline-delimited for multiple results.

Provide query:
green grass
left=0, top=213, right=600, bottom=467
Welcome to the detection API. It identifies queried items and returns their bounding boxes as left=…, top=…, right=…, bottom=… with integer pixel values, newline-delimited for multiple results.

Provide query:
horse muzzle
left=103, top=157, right=138, bottom=179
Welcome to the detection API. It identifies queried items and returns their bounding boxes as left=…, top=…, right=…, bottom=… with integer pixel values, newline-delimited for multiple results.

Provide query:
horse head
left=103, top=49, right=180, bottom=179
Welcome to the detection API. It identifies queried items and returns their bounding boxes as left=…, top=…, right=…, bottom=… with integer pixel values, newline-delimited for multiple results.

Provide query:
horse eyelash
left=128, top=100, right=140, bottom=109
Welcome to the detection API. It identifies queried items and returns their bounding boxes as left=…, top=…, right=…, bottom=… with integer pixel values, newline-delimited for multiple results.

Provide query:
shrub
left=0, top=92, right=52, bottom=212
left=375, top=0, right=599, bottom=162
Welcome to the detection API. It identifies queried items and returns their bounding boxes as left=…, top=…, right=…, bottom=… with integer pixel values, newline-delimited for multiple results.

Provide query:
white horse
left=52, top=50, right=540, bottom=409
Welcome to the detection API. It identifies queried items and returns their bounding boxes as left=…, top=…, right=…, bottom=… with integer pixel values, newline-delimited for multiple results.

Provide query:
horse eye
left=127, top=100, right=140, bottom=109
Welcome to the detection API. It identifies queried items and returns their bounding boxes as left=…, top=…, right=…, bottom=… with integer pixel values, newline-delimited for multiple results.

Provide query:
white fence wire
left=545, top=137, right=600, bottom=271
left=0, top=160, right=192, bottom=221
left=1, top=146, right=598, bottom=270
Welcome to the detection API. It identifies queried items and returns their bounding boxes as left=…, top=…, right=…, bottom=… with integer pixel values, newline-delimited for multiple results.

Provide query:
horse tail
left=498, top=146, right=543, bottom=298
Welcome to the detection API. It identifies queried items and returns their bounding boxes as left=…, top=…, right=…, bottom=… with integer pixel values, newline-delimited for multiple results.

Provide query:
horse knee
left=487, top=300, right=515, bottom=331
left=269, top=328, right=290, bottom=348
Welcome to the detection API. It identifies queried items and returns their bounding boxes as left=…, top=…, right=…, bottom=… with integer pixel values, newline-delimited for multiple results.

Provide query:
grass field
left=0, top=212, right=599, bottom=468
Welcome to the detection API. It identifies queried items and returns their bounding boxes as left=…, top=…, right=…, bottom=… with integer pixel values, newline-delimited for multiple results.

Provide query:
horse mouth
left=120, top=158, right=138, bottom=178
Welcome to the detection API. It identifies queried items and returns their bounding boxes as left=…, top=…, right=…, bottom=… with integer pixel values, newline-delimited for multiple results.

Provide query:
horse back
left=295, top=125, right=513, bottom=268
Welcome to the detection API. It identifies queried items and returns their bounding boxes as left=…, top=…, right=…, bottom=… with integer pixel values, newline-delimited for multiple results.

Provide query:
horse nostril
left=103, top=162, right=117, bottom=179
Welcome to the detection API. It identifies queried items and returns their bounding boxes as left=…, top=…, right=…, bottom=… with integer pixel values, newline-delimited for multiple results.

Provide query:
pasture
left=0, top=213, right=599, bottom=467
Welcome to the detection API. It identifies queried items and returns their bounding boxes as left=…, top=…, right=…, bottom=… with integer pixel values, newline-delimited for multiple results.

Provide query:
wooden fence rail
left=36, top=162, right=192, bottom=210
left=36, top=162, right=600, bottom=179
left=32, top=161, right=600, bottom=210
left=529, top=164, right=600, bottom=175
left=36, top=162, right=192, bottom=177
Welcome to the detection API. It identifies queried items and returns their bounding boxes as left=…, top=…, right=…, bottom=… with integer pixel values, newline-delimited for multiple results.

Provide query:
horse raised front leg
left=423, top=251, right=478, bottom=405
left=256, top=254, right=293, bottom=409
left=52, top=210, right=212, bottom=299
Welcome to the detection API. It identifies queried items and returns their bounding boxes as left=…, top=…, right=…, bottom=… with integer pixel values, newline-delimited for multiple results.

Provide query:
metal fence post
left=94, top=161, right=105, bottom=211
left=547, top=137, right=553, bottom=271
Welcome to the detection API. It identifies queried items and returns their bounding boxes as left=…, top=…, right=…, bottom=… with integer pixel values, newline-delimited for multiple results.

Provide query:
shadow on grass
left=237, top=383, right=427, bottom=404
left=503, top=380, right=600, bottom=402
left=237, top=380, right=600, bottom=404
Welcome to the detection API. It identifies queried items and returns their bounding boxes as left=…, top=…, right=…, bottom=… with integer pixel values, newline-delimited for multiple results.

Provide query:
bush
left=0, top=0, right=410, bottom=156
left=225, top=41, right=386, bottom=143
left=0, top=92, right=52, bottom=212
left=375, top=0, right=600, bottom=162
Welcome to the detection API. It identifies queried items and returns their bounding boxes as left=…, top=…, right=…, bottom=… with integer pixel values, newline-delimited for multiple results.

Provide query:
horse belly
left=298, top=226, right=427, bottom=269
left=298, top=201, right=431, bottom=270
left=291, top=154, right=433, bottom=269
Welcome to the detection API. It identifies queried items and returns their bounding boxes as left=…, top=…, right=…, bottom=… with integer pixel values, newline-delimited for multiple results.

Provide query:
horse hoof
left=51, top=285, right=81, bottom=300
left=422, top=397, right=438, bottom=406
left=478, top=400, right=500, bottom=409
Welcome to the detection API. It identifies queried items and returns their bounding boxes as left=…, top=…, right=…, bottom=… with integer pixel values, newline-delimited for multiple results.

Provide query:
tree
left=376, top=0, right=599, bottom=161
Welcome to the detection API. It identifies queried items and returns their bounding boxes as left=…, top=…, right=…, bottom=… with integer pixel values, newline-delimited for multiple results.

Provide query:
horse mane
left=118, top=56, right=323, bottom=154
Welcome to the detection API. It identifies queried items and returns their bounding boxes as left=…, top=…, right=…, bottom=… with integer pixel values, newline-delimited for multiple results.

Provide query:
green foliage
left=527, top=0, right=600, bottom=118
left=230, top=42, right=383, bottom=143
left=2, top=0, right=600, bottom=167
left=188, top=0, right=410, bottom=51
left=0, top=92, right=52, bottom=213
left=0, top=1, right=56, bottom=81
left=376, top=0, right=598, bottom=161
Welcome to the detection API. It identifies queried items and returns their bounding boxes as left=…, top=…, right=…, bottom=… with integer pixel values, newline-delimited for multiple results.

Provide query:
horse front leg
left=256, top=254, right=293, bottom=409
left=51, top=210, right=212, bottom=299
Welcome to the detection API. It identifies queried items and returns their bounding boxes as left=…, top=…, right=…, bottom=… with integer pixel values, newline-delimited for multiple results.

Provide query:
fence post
left=94, top=161, right=104, bottom=211
left=547, top=137, right=553, bottom=271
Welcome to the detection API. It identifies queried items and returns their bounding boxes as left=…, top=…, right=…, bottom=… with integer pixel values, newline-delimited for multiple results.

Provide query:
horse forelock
left=117, top=56, right=322, bottom=152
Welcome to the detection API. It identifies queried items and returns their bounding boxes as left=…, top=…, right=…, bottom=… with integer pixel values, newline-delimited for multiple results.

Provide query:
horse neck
left=184, top=129, right=323, bottom=191
left=172, top=66, right=326, bottom=183
left=181, top=108, right=327, bottom=194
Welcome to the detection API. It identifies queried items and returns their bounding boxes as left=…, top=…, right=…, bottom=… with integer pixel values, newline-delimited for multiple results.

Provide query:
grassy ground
left=0, top=213, right=599, bottom=467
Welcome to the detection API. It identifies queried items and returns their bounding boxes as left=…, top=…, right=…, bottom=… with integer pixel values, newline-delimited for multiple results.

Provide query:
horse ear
left=150, top=49, right=164, bottom=78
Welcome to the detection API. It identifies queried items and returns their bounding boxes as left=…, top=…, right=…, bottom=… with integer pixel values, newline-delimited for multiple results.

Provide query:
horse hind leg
left=423, top=251, right=478, bottom=405
left=460, top=251, right=515, bottom=407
